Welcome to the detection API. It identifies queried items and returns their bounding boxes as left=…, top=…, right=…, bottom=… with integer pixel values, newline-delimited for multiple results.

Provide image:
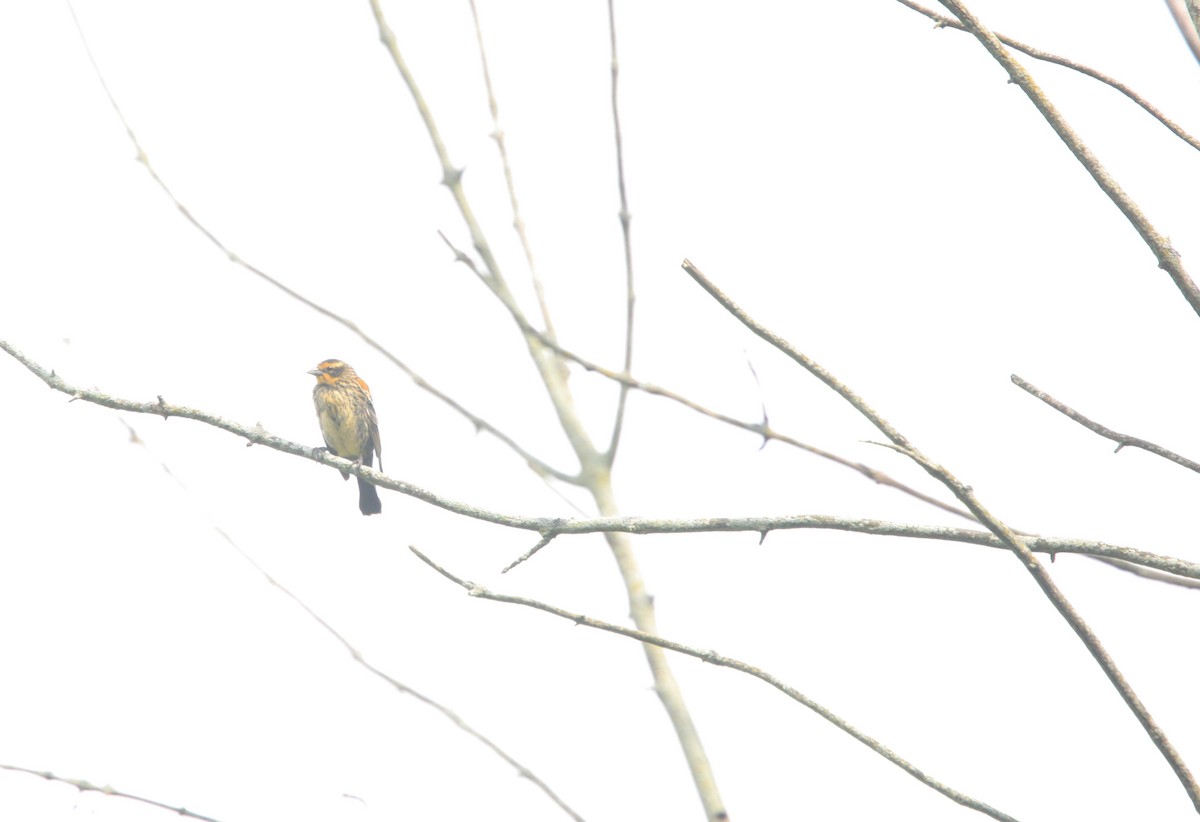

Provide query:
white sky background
left=2, top=1, right=1199, bottom=820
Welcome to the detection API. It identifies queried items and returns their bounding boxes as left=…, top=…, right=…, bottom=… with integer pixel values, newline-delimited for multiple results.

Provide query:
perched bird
left=309, top=359, right=383, bottom=516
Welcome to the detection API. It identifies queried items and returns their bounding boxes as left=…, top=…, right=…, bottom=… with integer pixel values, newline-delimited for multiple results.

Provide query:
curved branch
left=411, top=547, right=1021, bottom=822
left=214, top=504, right=585, bottom=820
left=1012, top=375, right=1200, bottom=475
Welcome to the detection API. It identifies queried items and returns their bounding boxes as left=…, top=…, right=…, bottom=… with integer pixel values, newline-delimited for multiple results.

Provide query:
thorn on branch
left=247, top=422, right=268, bottom=447
left=442, top=166, right=464, bottom=187
left=503, top=531, right=559, bottom=573
left=156, top=395, right=168, bottom=419
left=758, top=530, right=769, bottom=545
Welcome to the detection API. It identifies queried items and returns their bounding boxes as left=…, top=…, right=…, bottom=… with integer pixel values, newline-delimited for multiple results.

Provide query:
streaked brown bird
left=309, top=359, right=383, bottom=516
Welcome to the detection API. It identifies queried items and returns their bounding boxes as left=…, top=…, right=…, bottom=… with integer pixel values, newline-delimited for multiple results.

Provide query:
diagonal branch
left=218, top=508, right=586, bottom=821
left=0, top=763, right=222, bottom=822
left=681, top=259, right=1200, bottom=812
left=1012, top=375, right=1200, bottom=475
left=1164, top=0, right=1200, bottom=65
left=895, top=0, right=1200, bottom=152
left=930, top=0, right=1200, bottom=318
left=411, top=547, right=1021, bottom=822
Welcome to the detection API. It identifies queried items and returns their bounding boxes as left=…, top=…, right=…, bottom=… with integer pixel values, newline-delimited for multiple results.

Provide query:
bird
left=309, top=359, right=383, bottom=515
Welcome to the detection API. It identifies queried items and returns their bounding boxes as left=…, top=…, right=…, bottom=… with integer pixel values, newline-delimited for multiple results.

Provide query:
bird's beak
left=307, top=368, right=321, bottom=376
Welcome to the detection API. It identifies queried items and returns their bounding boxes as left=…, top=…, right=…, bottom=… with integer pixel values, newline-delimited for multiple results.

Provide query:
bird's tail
left=358, top=477, right=382, bottom=516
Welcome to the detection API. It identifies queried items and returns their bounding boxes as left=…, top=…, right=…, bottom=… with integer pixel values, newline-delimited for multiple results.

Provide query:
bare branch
left=896, top=0, right=1200, bottom=151
left=410, top=547, right=1022, bottom=822
left=1164, top=0, right=1200, bottom=65
left=1012, top=375, right=1200, bottom=475
left=929, top=0, right=1200, bottom=318
left=466, top=0, right=558, bottom=340
left=602, top=0, right=638, bottom=467
left=0, top=763, right=222, bottom=822
left=1090, top=556, right=1200, bottom=590
left=680, top=259, right=1200, bottom=811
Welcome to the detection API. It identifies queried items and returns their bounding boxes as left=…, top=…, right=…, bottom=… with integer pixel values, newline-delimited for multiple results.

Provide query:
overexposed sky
left=3, top=2, right=1200, bottom=820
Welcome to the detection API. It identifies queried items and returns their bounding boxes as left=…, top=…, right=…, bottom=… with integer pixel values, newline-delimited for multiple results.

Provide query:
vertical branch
left=590, top=478, right=728, bottom=821
left=603, top=0, right=637, bottom=464
left=466, top=0, right=559, bottom=342
left=368, top=4, right=728, bottom=817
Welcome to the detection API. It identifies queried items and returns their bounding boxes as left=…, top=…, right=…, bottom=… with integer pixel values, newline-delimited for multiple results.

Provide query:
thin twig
left=680, top=258, right=1200, bottom=812
left=410, top=547, right=1021, bottom=822
left=0, top=763, right=222, bottom=822
left=114, top=414, right=586, bottom=820
left=602, top=0, right=638, bottom=467
left=895, top=0, right=1200, bottom=151
left=1090, top=556, right=1200, bottom=590
left=1012, top=375, right=1200, bottom=475
left=466, top=0, right=557, bottom=341
left=930, top=0, right=1200, bottom=319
